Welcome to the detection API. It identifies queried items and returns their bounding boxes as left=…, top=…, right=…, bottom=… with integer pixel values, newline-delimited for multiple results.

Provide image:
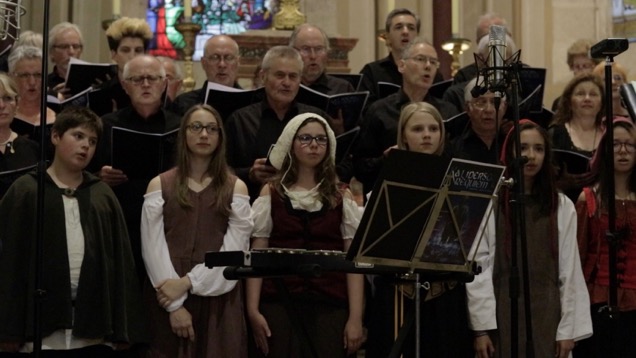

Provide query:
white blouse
left=251, top=189, right=361, bottom=240
left=141, top=191, right=254, bottom=312
left=466, top=193, right=593, bottom=343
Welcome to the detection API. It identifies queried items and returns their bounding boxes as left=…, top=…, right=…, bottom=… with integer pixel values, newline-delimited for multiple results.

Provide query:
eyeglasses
left=470, top=98, right=503, bottom=110
left=53, top=43, right=83, bottom=51
left=296, top=134, right=328, bottom=146
left=187, top=123, right=220, bottom=134
left=125, top=75, right=164, bottom=86
left=13, top=72, right=42, bottom=80
left=613, top=141, right=636, bottom=153
left=407, top=55, right=440, bottom=68
left=205, top=54, right=237, bottom=64
left=296, top=46, right=327, bottom=56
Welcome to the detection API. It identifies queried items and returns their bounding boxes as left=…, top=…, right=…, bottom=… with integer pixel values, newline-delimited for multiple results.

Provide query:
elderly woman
left=0, top=72, right=38, bottom=197
left=549, top=73, right=605, bottom=202
left=551, top=39, right=603, bottom=111
left=8, top=45, right=56, bottom=129
left=593, top=61, right=630, bottom=118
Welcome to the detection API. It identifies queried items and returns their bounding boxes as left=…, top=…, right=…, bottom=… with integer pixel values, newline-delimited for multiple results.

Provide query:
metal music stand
left=347, top=149, right=505, bottom=357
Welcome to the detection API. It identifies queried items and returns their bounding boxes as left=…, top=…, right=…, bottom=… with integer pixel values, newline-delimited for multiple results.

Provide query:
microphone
left=487, top=25, right=507, bottom=98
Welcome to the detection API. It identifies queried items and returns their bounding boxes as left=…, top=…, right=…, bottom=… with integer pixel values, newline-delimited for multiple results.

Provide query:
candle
left=113, top=0, right=120, bottom=17
left=452, top=0, right=459, bottom=35
left=184, top=0, right=192, bottom=19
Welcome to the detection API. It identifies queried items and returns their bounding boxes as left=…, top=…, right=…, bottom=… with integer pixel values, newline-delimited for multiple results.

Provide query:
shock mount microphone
left=487, top=25, right=507, bottom=107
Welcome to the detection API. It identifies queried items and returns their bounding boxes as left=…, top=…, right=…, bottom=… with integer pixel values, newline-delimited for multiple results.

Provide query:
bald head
left=202, top=35, right=240, bottom=87
left=289, top=24, right=330, bottom=85
left=122, top=55, right=167, bottom=110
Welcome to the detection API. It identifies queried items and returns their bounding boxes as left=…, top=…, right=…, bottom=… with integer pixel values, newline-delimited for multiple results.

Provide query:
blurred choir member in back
left=157, top=56, right=183, bottom=104
left=467, top=120, right=592, bottom=358
left=552, top=39, right=602, bottom=111
left=141, top=105, right=253, bottom=357
left=549, top=74, right=604, bottom=202
left=8, top=46, right=56, bottom=129
left=94, top=17, right=153, bottom=116
left=593, top=61, right=630, bottom=119
left=0, top=73, right=38, bottom=198
left=575, top=118, right=636, bottom=357
left=47, top=22, right=83, bottom=93
left=247, top=113, right=364, bottom=358
left=171, top=35, right=241, bottom=116
left=289, top=24, right=353, bottom=94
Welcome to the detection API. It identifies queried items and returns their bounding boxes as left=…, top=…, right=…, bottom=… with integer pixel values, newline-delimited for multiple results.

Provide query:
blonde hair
left=593, top=61, right=628, bottom=82
left=105, top=17, right=152, bottom=51
left=397, top=102, right=446, bottom=155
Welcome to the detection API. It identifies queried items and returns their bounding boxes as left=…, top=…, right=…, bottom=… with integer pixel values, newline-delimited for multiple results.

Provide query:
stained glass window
left=147, top=0, right=276, bottom=59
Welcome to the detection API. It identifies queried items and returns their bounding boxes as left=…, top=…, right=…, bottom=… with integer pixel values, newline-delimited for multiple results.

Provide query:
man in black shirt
left=91, top=55, right=181, bottom=284
left=353, top=38, right=459, bottom=194
left=171, top=35, right=242, bottom=115
left=47, top=22, right=83, bottom=92
left=449, top=78, right=508, bottom=165
left=359, top=8, right=443, bottom=105
left=225, top=46, right=328, bottom=201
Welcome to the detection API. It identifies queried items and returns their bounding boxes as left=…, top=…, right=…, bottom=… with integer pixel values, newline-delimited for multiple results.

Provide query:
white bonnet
left=269, top=112, right=336, bottom=170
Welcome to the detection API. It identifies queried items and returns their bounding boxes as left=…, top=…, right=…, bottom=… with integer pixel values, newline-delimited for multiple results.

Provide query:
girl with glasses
left=246, top=113, right=364, bottom=358
left=141, top=104, right=253, bottom=357
left=575, top=118, right=636, bottom=357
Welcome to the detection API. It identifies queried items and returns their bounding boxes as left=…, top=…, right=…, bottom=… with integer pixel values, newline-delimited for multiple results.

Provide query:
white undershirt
left=20, top=196, right=109, bottom=352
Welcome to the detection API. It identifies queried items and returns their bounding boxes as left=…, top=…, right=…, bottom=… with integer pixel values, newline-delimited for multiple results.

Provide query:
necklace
left=615, top=192, right=635, bottom=201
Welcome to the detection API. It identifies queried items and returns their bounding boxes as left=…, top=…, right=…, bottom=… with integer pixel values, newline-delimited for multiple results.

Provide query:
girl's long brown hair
left=174, top=104, right=233, bottom=218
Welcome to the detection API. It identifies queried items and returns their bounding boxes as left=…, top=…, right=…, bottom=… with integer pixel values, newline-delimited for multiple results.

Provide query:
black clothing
left=170, top=81, right=242, bottom=116
left=0, top=135, right=39, bottom=198
left=452, top=63, right=479, bottom=85
left=352, top=90, right=459, bottom=194
left=359, top=55, right=445, bottom=106
left=306, top=73, right=354, bottom=95
left=448, top=126, right=503, bottom=165
left=92, top=107, right=181, bottom=284
left=90, top=78, right=131, bottom=117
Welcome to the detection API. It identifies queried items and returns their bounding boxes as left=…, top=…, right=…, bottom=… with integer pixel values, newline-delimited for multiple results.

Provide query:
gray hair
left=16, top=31, right=43, bottom=49
left=401, top=37, right=433, bottom=60
left=122, top=55, right=166, bottom=79
left=261, top=45, right=303, bottom=72
left=477, top=33, right=517, bottom=60
left=476, top=12, right=507, bottom=42
left=156, top=56, right=183, bottom=80
left=48, top=22, right=83, bottom=51
left=288, top=24, right=330, bottom=51
left=8, top=46, right=43, bottom=73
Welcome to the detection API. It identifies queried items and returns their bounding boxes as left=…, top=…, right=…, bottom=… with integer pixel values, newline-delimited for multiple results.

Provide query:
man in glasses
left=171, top=35, right=241, bottom=115
left=288, top=24, right=353, bottom=94
left=90, top=54, right=181, bottom=289
left=448, top=77, right=508, bottom=165
left=48, top=22, right=84, bottom=91
left=352, top=37, right=458, bottom=195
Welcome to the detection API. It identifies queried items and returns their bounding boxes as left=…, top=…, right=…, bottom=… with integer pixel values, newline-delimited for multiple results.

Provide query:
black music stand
left=347, top=149, right=505, bottom=357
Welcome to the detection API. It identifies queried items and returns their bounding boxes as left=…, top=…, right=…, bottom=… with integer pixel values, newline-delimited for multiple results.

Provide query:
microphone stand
left=601, top=55, right=619, bottom=358
left=500, top=58, right=534, bottom=358
left=34, top=0, right=51, bottom=356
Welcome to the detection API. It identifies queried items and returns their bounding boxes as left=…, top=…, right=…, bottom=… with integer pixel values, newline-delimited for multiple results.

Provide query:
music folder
left=347, top=149, right=505, bottom=274
left=111, top=126, right=179, bottom=181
